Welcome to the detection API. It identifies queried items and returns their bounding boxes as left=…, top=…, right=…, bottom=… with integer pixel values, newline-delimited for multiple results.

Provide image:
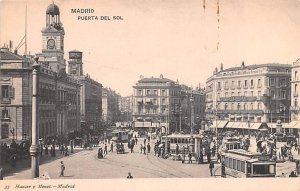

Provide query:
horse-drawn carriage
left=116, top=143, right=125, bottom=154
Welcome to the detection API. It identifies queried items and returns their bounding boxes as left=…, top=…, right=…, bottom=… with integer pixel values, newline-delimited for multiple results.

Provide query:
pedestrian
left=45, top=145, right=48, bottom=155
left=127, top=172, right=133, bottom=179
left=111, top=142, right=114, bottom=152
left=289, top=171, right=297, bottom=177
left=199, top=150, right=204, bottom=163
left=143, top=145, right=146, bottom=154
left=175, top=144, right=179, bottom=155
left=144, top=138, right=146, bottom=145
left=221, top=161, right=226, bottom=178
left=64, top=146, right=68, bottom=156
left=217, top=152, right=221, bottom=163
left=188, top=152, right=192, bottom=164
left=98, top=148, right=101, bottom=159
left=60, top=161, right=65, bottom=177
left=147, top=143, right=151, bottom=153
left=140, top=144, right=143, bottom=154
left=135, top=138, right=138, bottom=145
left=209, top=160, right=214, bottom=176
left=0, top=168, right=3, bottom=180
left=104, top=144, right=108, bottom=154
left=130, top=144, right=134, bottom=153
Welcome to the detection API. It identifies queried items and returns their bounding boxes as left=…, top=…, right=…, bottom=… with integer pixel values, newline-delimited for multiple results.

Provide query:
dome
left=46, top=3, right=60, bottom=15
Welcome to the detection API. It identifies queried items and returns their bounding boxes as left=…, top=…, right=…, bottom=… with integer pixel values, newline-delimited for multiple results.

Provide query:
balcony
left=1, top=116, right=10, bottom=122
left=219, top=96, right=257, bottom=102
left=216, top=109, right=264, bottom=115
left=1, top=97, right=11, bottom=104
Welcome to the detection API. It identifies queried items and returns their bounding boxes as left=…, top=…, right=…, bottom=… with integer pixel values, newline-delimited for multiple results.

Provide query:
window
left=237, top=160, right=241, bottom=171
left=258, top=103, right=261, bottom=110
left=162, top=98, right=166, bottom=105
left=153, top=108, right=157, bottom=114
left=153, top=98, right=157, bottom=105
left=1, top=124, right=9, bottom=139
left=217, top=82, right=221, bottom=90
left=238, top=92, right=241, bottom=96
left=162, top=89, right=166, bottom=96
left=225, top=81, right=228, bottom=88
left=225, top=92, right=228, bottom=97
left=225, top=103, right=228, bottom=110
left=250, top=79, right=254, bottom=87
left=250, top=103, right=253, bottom=110
left=270, top=90, right=275, bottom=98
left=231, top=103, right=234, bottom=110
left=241, top=161, right=245, bottom=173
left=244, top=103, right=247, bottom=110
left=146, top=90, right=151, bottom=95
left=237, top=103, right=241, bottom=110
left=231, top=92, right=234, bottom=96
left=233, top=159, right=237, bottom=170
left=138, top=90, right=142, bottom=96
left=295, top=99, right=298, bottom=107
left=1, top=109, right=9, bottom=118
left=250, top=91, right=254, bottom=97
left=257, top=79, right=262, bottom=87
left=244, top=91, right=247, bottom=96
left=253, top=165, right=270, bottom=175
left=238, top=81, right=241, bottom=88
left=258, top=91, right=261, bottom=97
left=281, top=90, right=286, bottom=99
left=295, top=84, right=298, bottom=95
left=1, top=85, right=14, bottom=102
left=279, top=79, right=286, bottom=87
left=269, top=78, right=275, bottom=86
left=154, top=90, right=158, bottom=95
left=229, top=158, right=233, bottom=169
left=244, top=80, right=248, bottom=87
left=231, top=81, right=235, bottom=87
left=295, top=71, right=298, bottom=80
left=217, top=93, right=220, bottom=101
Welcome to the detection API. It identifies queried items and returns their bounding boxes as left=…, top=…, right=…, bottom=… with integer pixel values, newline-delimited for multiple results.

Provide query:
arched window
left=237, top=103, right=241, bottom=110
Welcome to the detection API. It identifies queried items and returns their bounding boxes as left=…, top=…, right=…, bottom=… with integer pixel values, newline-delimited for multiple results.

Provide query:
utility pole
left=30, top=57, right=40, bottom=178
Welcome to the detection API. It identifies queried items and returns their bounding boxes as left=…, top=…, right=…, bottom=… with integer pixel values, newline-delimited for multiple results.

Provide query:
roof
left=46, top=3, right=60, bottom=15
left=220, top=63, right=291, bottom=73
left=69, top=50, right=82, bottom=53
left=0, top=48, right=24, bottom=60
left=138, top=77, right=174, bottom=83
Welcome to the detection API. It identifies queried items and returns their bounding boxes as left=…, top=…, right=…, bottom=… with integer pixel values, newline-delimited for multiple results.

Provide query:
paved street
left=3, top=136, right=299, bottom=179
left=4, top=138, right=214, bottom=179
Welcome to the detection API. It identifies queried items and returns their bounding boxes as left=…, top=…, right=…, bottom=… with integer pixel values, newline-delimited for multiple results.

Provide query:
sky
left=1, top=0, right=300, bottom=96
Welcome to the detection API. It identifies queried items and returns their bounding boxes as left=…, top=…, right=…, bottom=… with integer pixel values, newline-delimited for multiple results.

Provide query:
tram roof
left=166, top=134, right=193, bottom=138
left=227, top=149, right=261, bottom=157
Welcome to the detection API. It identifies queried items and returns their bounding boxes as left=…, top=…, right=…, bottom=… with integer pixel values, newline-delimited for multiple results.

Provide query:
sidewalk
left=1, top=147, right=85, bottom=179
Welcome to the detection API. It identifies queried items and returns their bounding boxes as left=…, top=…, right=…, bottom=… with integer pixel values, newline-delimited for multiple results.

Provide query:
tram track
left=94, top=153, right=178, bottom=178
left=156, top=156, right=193, bottom=177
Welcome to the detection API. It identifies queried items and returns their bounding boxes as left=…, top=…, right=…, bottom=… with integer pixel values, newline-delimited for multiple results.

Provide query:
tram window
left=241, top=161, right=245, bottom=173
left=178, top=139, right=181, bottom=143
left=237, top=160, right=241, bottom=171
left=225, top=157, right=229, bottom=167
left=174, top=138, right=177, bottom=144
left=233, top=159, right=237, bottom=170
left=185, top=139, right=188, bottom=144
left=269, top=165, right=275, bottom=174
left=253, top=165, right=269, bottom=175
left=229, top=158, right=233, bottom=169
left=229, top=145, right=233, bottom=150
left=247, top=163, right=251, bottom=174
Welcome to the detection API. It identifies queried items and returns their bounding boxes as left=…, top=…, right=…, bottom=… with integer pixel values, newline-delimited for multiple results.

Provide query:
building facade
left=67, top=50, right=102, bottom=131
left=102, top=88, right=121, bottom=125
left=132, top=75, right=182, bottom=133
left=119, top=96, right=133, bottom=125
left=206, top=62, right=291, bottom=124
left=0, top=3, right=83, bottom=142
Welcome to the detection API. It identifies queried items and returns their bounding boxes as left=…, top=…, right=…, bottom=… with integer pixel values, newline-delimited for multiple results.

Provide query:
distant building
left=119, top=96, right=133, bottom=125
left=102, top=88, right=121, bottom=124
left=289, top=59, right=300, bottom=135
left=206, top=62, right=291, bottom=126
left=180, top=85, right=206, bottom=133
left=67, top=50, right=102, bottom=131
left=132, top=75, right=181, bottom=133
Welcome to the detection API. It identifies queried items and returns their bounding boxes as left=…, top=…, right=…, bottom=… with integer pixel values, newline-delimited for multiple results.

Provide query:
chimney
left=220, top=63, right=223, bottom=71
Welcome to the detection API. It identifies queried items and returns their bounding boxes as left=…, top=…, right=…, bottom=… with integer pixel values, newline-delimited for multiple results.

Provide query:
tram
left=165, top=134, right=195, bottom=154
left=111, top=130, right=130, bottom=143
left=221, top=149, right=276, bottom=178
left=221, top=137, right=241, bottom=152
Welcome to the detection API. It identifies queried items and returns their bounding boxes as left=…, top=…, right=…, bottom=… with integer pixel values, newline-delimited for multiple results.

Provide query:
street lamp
left=30, top=56, right=40, bottom=179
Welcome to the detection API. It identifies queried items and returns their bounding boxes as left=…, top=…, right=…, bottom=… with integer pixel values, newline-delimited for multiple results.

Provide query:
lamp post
left=30, top=57, right=40, bottom=179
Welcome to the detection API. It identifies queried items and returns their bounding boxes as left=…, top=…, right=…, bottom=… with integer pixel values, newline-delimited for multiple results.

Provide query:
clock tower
left=39, top=3, right=65, bottom=72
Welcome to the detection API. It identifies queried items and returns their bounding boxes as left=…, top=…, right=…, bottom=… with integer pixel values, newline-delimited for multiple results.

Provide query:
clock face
left=47, top=39, right=55, bottom=49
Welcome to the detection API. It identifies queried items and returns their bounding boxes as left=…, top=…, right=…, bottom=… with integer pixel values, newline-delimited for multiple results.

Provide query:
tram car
left=165, top=134, right=195, bottom=154
left=221, top=138, right=241, bottom=152
left=221, top=149, right=276, bottom=178
left=111, top=130, right=130, bottom=143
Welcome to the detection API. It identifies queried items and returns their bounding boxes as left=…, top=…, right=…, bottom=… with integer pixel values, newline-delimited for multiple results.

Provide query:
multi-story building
left=102, top=88, right=121, bottom=125
left=289, top=59, right=300, bottom=135
left=119, top=96, right=133, bottom=125
left=0, top=3, right=82, bottom=142
left=206, top=62, right=291, bottom=125
left=180, top=85, right=206, bottom=133
left=67, top=50, right=102, bottom=131
left=132, top=75, right=181, bottom=133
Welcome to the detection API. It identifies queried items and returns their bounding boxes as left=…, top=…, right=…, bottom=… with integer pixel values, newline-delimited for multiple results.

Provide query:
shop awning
left=249, top=123, right=261, bottom=130
left=226, top=122, right=239, bottom=129
left=209, top=120, right=228, bottom=129
left=282, top=121, right=300, bottom=129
